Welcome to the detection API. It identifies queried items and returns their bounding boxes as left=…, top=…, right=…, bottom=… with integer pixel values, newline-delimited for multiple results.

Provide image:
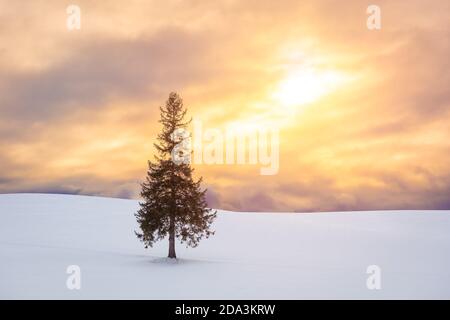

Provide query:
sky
left=0, top=0, right=449, bottom=212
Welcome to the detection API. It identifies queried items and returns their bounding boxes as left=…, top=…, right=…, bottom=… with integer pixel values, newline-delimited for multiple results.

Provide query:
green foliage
left=135, top=92, right=216, bottom=254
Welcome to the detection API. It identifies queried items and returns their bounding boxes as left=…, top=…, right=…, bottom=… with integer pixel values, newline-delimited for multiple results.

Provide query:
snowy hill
left=0, top=193, right=449, bottom=299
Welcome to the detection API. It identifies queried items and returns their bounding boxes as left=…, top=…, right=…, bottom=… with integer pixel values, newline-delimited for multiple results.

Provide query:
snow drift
left=0, top=193, right=449, bottom=299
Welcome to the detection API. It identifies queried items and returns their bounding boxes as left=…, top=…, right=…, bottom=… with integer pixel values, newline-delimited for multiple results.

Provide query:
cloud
left=0, top=173, right=141, bottom=199
left=0, top=27, right=211, bottom=125
left=0, top=0, right=449, bottom=212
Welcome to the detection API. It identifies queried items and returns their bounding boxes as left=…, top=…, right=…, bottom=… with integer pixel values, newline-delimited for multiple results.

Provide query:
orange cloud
left=0, top=0, right=449, bottom=211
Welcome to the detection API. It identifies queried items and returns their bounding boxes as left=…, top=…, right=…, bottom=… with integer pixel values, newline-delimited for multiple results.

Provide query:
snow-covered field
left=0, top=193, right=449, bottom=299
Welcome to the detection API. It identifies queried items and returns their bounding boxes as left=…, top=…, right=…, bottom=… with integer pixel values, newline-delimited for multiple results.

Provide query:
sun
left=272, top=67, right=347, bottom=109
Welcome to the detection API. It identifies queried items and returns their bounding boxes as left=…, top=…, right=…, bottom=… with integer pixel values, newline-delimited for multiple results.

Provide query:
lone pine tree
left=135, top=92, right=216, bottom=259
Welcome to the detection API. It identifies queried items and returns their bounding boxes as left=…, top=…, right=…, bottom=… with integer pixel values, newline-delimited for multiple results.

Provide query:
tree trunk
left=168, top=216, right=176, bottom=259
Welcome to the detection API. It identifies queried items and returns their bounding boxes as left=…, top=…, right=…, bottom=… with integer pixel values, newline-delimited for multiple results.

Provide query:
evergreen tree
left=135, top=92, right=216, bottom=259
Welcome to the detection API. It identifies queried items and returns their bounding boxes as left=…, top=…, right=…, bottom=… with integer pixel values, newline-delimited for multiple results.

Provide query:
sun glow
left=272, top=67, right=347, bottom=108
